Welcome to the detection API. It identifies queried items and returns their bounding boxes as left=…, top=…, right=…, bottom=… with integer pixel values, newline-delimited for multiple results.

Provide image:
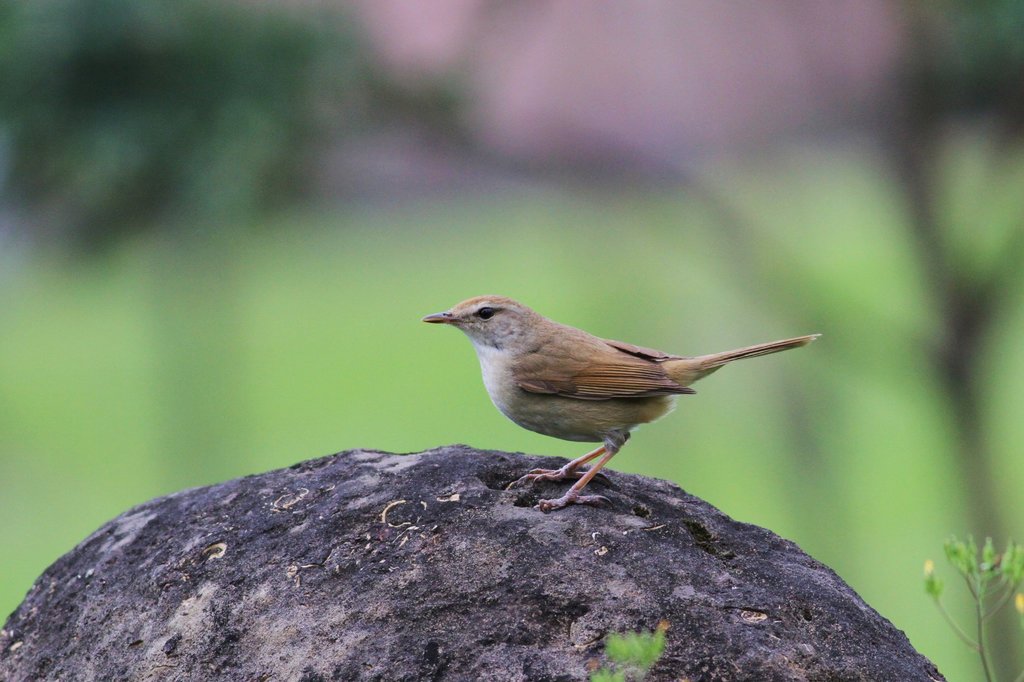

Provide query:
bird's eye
left=476, top=306, right=495, bottom=320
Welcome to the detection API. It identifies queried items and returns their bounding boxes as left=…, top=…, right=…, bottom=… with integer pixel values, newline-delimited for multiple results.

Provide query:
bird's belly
left=491, top=390, right=677, bottom=443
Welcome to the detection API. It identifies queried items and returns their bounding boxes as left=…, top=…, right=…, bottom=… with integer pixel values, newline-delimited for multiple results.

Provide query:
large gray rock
left=1, top=446, right=943, bottom=681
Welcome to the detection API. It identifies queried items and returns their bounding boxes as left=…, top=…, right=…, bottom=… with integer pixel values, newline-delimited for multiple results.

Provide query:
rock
left=1, top=446, right=944, bottom=681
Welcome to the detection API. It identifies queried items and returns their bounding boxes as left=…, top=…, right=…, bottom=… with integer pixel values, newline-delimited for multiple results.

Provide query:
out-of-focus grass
left=1, top=142, right=1020, bottom=681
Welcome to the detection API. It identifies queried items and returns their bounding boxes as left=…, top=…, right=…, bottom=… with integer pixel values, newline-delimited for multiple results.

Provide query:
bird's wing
left=602, top=338, right=683, bottom=362
left=514, top=339, right=695, bottom=401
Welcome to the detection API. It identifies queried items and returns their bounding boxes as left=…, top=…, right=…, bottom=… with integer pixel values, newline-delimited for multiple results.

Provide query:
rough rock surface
left=2, top=446, right=943, bottom=681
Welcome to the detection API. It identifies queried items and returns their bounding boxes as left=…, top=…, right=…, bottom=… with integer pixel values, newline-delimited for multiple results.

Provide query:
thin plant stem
left=965, top=572, right=981, bottom=601
left=983, top=581, right=1015, bottom=622
left=976, top=575, right=995, bottom=682
left=933, top=599, right=980, bottom=650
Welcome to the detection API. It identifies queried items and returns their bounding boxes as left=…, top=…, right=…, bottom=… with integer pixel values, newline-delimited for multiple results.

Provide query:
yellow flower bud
left=1015, top=593, right=1024, bottom=615
left=924, top=559, right=935, bottom=576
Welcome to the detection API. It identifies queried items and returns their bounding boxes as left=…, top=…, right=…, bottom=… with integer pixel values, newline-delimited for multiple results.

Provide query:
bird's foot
left=506, top=465, right=609, bottom=490
left=506, top=466, right=575, bottom=488
left=535, top=490, right=610, bottom=513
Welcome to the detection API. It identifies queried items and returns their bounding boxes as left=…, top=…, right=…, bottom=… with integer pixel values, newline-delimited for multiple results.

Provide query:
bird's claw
left=505, top=467, right=610, bottom=490
left=536, top=492, right=611, bottom=512
left=505, top=467, right=569, bottom=489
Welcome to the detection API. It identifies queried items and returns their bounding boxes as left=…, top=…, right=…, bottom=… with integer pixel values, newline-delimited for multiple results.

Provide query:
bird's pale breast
left=473, top=342, right=674, bottom=441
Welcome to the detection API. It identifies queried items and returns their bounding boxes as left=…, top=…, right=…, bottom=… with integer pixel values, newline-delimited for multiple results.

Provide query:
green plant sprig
left=924, top=535, right=1024, bottom=682
left=590, top=621, right=669, bottom=682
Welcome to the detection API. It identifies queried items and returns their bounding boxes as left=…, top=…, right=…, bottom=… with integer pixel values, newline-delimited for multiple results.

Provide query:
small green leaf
left=1003, top=542, right=1024, bottom=585
left=605, top=632, right=644, bottom=665
left=944, top=536, right=980, bottom=577
left=603, top=624, right=668, bottom=675
left=590, top=669, right=626, bottom=682
left=981, top=537, right=997, bottom=574
left=924, top=560, right=944, bottom=599
left=943, top=537, right=965, bottom=574
left=966, top=536, right=980, bottom=576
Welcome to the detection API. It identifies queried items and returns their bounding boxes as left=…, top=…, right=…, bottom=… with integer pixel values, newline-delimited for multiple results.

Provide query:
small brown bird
left=423, top=296, right=818, bottom=512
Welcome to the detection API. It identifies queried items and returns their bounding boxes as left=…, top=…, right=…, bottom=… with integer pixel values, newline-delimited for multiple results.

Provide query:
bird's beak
left=422, top=311, right=454, bottom=324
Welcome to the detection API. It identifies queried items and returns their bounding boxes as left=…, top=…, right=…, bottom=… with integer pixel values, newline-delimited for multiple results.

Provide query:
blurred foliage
left=885, top=13, right=1024, bottom=681
left=936, top=0, right=1024, bottom=117
left=0, top=0, right=363, bottom=250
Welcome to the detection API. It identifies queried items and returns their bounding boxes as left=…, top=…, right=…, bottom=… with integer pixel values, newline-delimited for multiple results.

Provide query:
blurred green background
left=2, top=1, right=1024, bottom=680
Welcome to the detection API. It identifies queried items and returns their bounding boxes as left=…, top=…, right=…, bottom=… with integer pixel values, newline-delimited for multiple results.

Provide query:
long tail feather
left=666, top=334, right=819, bottom=385
left=695, top=334, right=820, bottom=369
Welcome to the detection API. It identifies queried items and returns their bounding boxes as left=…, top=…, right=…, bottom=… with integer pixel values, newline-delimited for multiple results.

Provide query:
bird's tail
left=666, top=334, right=820, bottom=386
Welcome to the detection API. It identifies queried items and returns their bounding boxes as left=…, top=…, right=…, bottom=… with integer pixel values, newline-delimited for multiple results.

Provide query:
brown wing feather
left=514, top=338, right=695, bottom=401
left=602, top=338, right=683, bottom=362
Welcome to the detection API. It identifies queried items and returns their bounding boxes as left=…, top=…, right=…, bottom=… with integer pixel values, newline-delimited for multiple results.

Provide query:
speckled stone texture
left=1, top=446, right=943, bottom=681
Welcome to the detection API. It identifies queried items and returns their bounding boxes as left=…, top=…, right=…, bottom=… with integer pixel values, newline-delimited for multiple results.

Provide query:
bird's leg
left=536, top=432, right=629, bottom=512
left=536, top=450, right=617, bottom=511
left=506, top=445, right=607, bottom=489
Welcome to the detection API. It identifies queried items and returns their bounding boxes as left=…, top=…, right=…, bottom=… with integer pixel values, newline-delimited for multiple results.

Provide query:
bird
left=423, top=296, right=818, bottom=512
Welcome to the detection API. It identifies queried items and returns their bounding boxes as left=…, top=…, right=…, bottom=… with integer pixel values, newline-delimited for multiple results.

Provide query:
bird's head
left=423, top=296, right=541, bottom=351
